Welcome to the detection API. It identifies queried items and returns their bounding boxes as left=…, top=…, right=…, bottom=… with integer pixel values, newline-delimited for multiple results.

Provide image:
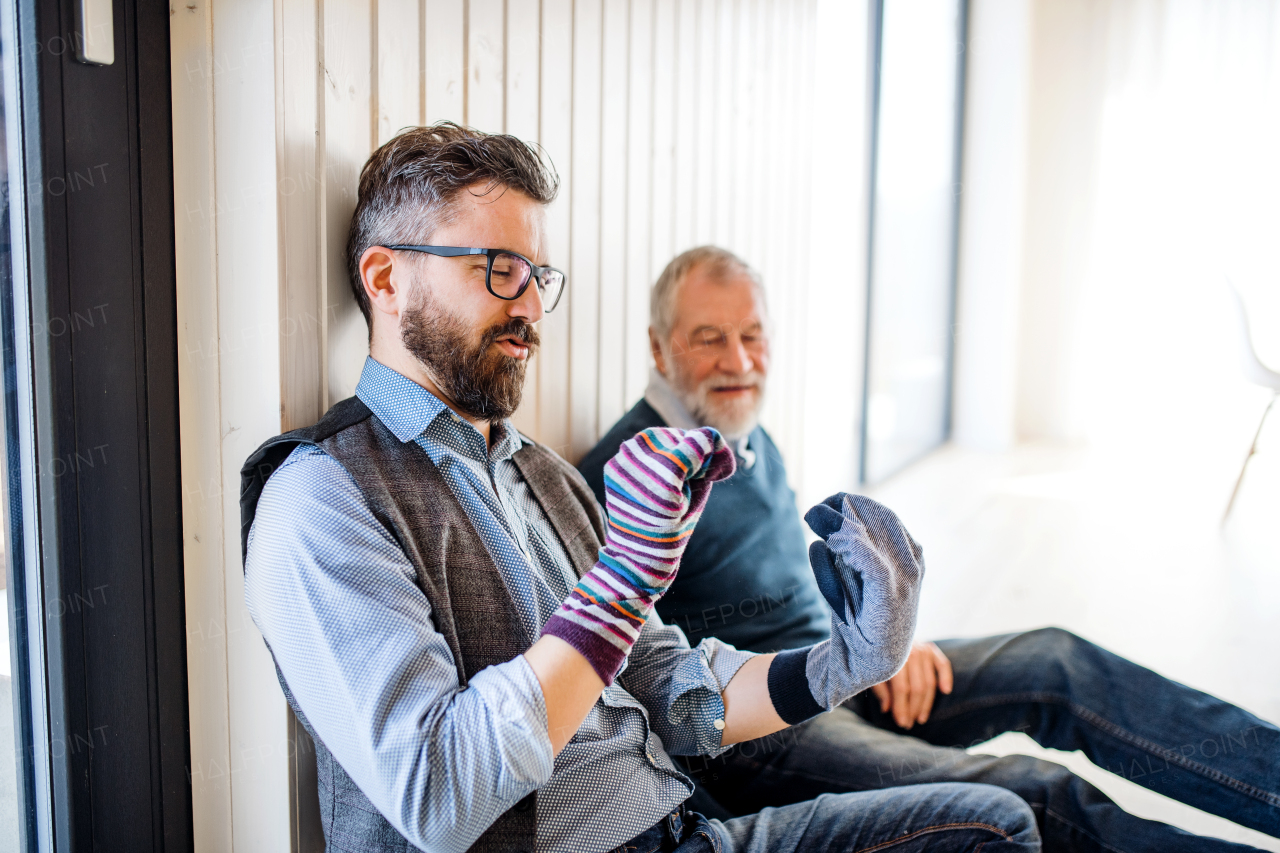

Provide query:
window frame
left=4, top=0, right=191, bottom=848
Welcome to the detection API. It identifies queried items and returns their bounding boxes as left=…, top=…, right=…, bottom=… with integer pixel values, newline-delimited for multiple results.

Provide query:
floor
left=861, top=408, right=1280, bottom=850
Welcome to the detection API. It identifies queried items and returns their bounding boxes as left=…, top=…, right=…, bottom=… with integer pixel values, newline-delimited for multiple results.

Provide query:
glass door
left=861, top=0, right=968, bottom=484
left=1, top=0, right=48, bottom=847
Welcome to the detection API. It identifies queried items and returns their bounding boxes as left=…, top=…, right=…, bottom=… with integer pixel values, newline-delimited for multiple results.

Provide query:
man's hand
left=541, top=426, right=734, bottom=680
left=871, top=642, right=953, bottom=730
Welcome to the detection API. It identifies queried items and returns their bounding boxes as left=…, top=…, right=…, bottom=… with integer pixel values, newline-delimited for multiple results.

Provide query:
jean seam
left=1044, top=806, right=1131, bottom=853
left=928, top=691, right=1280, bottom=809
left=851, top=821, right=1011, bottom=853
left=693, top=828, right=722, bottom=852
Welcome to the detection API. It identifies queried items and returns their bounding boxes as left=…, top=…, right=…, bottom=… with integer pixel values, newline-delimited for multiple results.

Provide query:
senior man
left=240, top=126, right=1041, bottom=853
left=579, top=245, right=1280, bottom=853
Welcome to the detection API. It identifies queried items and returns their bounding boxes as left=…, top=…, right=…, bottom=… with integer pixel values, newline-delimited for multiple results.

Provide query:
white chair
left=1223, top=279, right=1280, bottom=523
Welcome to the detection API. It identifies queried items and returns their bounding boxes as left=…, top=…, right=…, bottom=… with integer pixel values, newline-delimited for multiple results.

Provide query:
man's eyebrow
left=689, top=325, right=727, bottom=337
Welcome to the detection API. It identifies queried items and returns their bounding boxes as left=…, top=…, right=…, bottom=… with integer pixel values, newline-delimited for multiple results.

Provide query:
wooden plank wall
left=275, top=0, right=820, bottom=468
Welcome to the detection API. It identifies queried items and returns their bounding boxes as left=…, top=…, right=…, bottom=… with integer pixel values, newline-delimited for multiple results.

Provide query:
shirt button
left=713, top=719, right=726, bottom=731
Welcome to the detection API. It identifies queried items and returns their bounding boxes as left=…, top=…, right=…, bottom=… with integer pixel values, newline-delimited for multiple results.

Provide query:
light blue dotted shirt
left=245, top=357, right=753, bottom=853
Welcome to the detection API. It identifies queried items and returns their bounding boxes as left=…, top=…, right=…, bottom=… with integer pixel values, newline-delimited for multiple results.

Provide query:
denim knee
left=1024, top=626, right=1088, bottom=659
left=950, top=783, right=1040, bottom=842
left=1017, top=627, right=1094, bottom=691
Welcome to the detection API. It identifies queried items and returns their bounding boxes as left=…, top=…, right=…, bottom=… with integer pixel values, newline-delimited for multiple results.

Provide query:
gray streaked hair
left=346, top=122, right=560, bottom=329
left=649, top=246, right=766, bottom=338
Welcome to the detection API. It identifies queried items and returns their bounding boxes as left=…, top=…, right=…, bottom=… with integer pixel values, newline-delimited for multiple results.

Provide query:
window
left=861, top=0, right=968, bottom=484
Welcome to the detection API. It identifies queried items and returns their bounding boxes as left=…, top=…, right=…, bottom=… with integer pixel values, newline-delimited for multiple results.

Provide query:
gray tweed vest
left=240, top=397, right=606, bottom=853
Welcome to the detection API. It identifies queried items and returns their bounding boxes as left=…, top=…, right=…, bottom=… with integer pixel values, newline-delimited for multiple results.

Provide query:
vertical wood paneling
left=732, top=0, right=756, bottom=258
left=170, top=3, right=231, bottom=849
left=693, top=0, right=717, bottom=244
left=211, top=0, right=291, bottom=846
left=424, top=0, right=467, bottom=123
left=733, top=0, right=759, bottom=253
left=377, top=0, right=423, bottom=143
left=597, top=0, right=631, bottom=433
left=507, top=0, right=544, bottom=438
left=468, top=0, right=507, bottom=131
left=673, top=0, right=697, bottom=250
left=322, top=0, right=375, bottom=407
left=712, top=0, right=736, bottom=248
left=279, top=0, right=323, bottom=431
left=538, top=0, right=575, bottom=454
left=569, top=0, right=604, bottom=460
left=650, top=0, right=678, bottom=276
left=773, top=0, right=798, bottom=470
left=625, top=0, right=656, bottom=404
left=276, top=0, right=327, bottom=836
left=505, top=4, right=540, bottom=139
left=757, top=0, right=786, bottom=451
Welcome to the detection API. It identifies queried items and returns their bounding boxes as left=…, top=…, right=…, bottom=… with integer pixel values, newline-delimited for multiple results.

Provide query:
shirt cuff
left=666, top=639, right=755, bottom=756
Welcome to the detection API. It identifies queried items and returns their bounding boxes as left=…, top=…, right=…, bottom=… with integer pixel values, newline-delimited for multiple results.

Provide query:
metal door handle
left=75, top=0, right=114, bottom=66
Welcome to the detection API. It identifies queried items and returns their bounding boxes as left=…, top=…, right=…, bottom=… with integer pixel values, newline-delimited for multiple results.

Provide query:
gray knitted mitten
left=767, top=493, right=925, bottom=724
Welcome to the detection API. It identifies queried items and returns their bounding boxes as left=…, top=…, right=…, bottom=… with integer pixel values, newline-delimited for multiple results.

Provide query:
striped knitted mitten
left=541, top=427, right=736, bottom=684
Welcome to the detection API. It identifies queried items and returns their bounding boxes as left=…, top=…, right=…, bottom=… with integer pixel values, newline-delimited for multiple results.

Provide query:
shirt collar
left=644, top=368, right=700, bottom=430
left=354, top=356, right=527, bottom=460
left=643, top=368, right=755, bottom=468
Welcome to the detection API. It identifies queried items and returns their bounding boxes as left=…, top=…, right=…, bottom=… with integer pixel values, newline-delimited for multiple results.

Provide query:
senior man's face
left=655, top=268, right=770, bottom=440
left=398, top=184, right=548, bottom=420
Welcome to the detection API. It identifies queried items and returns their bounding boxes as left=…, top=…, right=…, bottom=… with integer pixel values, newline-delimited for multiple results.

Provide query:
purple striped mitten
left=541, top=427, right=736, bottom=684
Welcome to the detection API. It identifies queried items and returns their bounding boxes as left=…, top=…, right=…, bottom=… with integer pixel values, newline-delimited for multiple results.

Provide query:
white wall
left=800, top=0, right=874, bottom=503
left=171, top=1, right=868, bottom=849
left=951, top=0, right=1030, bottom=452
left=953, top=0, right=1112, bottom=448
left=954, top=0, right=1280, bottom=451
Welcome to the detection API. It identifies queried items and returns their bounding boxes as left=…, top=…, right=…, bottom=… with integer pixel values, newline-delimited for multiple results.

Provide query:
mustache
left=703, top=373, right=762, bottom=391
left=481, top=318, right=541, bottom=352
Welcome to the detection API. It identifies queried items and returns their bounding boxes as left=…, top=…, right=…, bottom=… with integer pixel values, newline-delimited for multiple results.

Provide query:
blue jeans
left=688, top=628, right=1280, bottom=853
left=608, top=786, right=1041, bottom=852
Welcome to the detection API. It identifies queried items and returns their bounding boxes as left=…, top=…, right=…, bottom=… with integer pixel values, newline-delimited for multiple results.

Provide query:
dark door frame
left=8, top=0, right=190, bottom=848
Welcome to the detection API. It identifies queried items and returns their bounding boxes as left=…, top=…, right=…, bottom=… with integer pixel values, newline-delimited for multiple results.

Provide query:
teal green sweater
left=577, top=400, right=829, bottom=653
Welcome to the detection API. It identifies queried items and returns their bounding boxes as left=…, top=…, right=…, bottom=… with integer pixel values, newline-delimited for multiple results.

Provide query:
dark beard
left=400, top=291, right=540, bottom=421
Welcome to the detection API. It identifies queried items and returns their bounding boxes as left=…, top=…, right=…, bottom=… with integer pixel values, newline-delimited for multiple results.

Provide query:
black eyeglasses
left=386, top=245, right=567, bottom=313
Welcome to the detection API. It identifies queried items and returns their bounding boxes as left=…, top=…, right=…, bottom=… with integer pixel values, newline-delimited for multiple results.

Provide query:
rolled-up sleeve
left=617, top=614, right=755, bottom=756
left=244, top=446, right=554, bottom=852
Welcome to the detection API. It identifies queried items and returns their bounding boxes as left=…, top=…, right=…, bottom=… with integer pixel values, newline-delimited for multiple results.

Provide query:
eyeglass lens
left=491, top=251, right=564, bottom=308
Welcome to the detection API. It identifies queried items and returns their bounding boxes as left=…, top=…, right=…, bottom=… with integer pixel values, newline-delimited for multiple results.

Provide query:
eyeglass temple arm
left=385, top=245, right=487, bottom=257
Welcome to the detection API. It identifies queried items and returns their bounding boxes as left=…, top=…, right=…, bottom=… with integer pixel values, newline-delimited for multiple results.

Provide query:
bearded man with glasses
left=239, top=123, right=1042, bottom=853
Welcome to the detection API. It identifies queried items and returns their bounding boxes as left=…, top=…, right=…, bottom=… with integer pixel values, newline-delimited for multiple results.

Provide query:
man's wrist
left=766, top=646, right=825, bottom=725
left=540, top=612, right=631, bottom=685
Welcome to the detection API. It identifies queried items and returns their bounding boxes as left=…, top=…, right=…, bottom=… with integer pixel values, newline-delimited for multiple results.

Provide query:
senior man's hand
left=872, top=642, right=953, bottom=729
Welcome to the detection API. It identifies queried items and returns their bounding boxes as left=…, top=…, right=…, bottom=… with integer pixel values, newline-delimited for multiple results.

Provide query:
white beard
left=670, top=368, right=766, bottom=441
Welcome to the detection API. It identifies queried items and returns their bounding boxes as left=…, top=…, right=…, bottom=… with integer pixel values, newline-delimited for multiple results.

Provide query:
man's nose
left=508, top=279, right=545, bottom=325
left=720, top=336, right=753, bottom=375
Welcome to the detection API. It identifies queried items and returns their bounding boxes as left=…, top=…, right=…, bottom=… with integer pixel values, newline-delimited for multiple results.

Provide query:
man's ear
left=649, top=327, right=668, bottom=376
left=360, top=246, right=401, bottom=318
